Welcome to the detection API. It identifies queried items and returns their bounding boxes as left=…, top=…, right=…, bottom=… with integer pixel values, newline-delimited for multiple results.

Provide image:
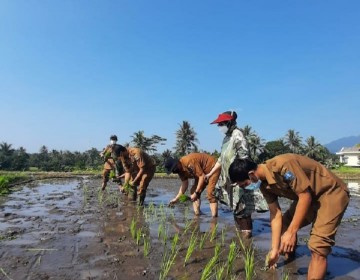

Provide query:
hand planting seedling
left=178, top=194, right=191, bottom=203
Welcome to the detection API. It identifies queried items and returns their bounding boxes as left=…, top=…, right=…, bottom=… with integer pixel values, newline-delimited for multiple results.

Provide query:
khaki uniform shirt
left=177, top=153, right=217, bottom=182
left=260, top=153, right=348, bottom=204
left=121, top=147, right=155, bottom=173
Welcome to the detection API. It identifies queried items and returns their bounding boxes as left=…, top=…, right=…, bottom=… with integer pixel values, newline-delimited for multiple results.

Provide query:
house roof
left=336, top=145, right=360, bottom=154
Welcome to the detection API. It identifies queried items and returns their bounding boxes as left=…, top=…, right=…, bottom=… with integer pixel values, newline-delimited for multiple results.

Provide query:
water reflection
left=346, top=181, right=360, bottom=197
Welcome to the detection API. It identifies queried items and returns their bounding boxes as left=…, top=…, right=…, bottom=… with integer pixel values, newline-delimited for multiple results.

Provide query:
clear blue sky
left=1, top=0, right=359, bottom=154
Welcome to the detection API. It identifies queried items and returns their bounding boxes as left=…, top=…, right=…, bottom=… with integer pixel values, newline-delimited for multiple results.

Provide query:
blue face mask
left=245, top=180, right=261, bottom=190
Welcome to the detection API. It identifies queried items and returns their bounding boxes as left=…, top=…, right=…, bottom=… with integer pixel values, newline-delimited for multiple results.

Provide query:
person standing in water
left=228, top=154, right=349, bottom=280
left=164, top=153, right=221, bottom=217
left=205, top=110, right=268, bottom=238
left=99, top=135, right=124, bottom=191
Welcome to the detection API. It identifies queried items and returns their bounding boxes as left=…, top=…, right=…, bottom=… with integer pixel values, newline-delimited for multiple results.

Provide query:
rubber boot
left=234, top=215, right=253, bottom=239
left=210, top=202, right=218, bottom=218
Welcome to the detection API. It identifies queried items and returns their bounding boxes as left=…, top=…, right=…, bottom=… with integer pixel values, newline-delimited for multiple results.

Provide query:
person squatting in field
left=99, top=135, right=125, bottom=191
left=205, top=110, right=268, bottom=238
left=229, top=153, right=350, bottom=280
left=164, top=153, right=221, bottom=217
left=117, top=146, right=156, bottom=206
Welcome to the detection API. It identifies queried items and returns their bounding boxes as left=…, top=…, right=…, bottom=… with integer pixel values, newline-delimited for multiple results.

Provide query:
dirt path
left=0, top=178, right=359, bottom=280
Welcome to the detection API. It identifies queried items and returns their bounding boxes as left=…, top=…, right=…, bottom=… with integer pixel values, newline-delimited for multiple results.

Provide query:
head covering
left=210, top=111, right=237, bottom=124
left=164, top=157, right=179, bottom=175
left=110, top=135, right=118, bottom=141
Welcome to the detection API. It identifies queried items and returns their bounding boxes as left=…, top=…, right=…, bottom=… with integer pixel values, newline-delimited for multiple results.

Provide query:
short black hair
left=110, top=135, right=118, bottom=141
left=229, top=158, right=258, bottom=183
left=112, top=144, right=126, bottom=157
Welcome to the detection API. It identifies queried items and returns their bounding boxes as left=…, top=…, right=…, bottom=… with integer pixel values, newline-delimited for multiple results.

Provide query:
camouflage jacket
left=215, top=127, right=268, bottom=216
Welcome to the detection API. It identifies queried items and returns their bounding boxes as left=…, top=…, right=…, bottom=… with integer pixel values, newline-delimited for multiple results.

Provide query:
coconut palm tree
left=241, top=125, right=265, bottom=162
left=0, top=142, right=15, bottom=170
left=304, top=136, right=323, bottom=160
left=131, top=131, right=166, bottom=154
left=175, top=121, right=199, bottom=156
left=131, top=131, right=149, bottom=151
left=284, top=129, right=303, bottom=154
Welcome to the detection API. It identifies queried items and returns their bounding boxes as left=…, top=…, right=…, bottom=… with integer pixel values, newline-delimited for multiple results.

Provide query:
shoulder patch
left=283, top=171, right=295, bottom=182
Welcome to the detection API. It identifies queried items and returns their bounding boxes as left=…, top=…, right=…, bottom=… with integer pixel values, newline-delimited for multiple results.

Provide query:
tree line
left=0, top=121, right=338, bottom=172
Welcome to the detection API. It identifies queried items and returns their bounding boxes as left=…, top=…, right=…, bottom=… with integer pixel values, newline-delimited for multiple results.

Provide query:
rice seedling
left=199, top=231, right=208, bottom=250
left=136, top=228, right=143, bottom=246
left=169, top=208, right=175, bottom=220
left=210, top=223, right=218, bottom=242
left=36, top=255, right=42, bottom=266
left=281, top=269, right=290, bottom=280
left=215, top=263, right=226, bottom=280
left=171, top=233, right=179, bottom=254
left=0, top=268, right=13, bottom=280
left=130, top=218, right=137, bottom=239
left=200, top=243, right=222, bottom=280
left=82, top=184, right=89, bottom=205
left=184, top=231, right=198, bottom=266
left=158, top=222, right=165, bottom=239
left=237, top=232, right=255, bottom=280
left=143, top=235, right=150, bottom=257
left=159, top=246, right=179, bottom=280
left=183, top=219, right=193, bottom=234
left=97, top=189, right=104, bottom=205
left=178, top=194, right=190, bottom=203
left=122, top=182, right=132, bottom=194
left=226, top=241, right=237, bottom=276
left=221, top=227, right=226, bottom=245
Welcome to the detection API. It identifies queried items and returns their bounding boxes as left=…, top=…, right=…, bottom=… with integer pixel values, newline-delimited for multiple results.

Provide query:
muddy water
left=0, top=178, right=359, bottom=280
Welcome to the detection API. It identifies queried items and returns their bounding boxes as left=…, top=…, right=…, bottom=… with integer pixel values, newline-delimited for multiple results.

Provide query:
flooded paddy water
left=0, top=177, right=359, bottom=280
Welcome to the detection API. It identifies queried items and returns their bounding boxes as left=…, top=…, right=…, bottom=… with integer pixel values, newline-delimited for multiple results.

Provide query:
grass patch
left=0, top=173, right=29, bottom=195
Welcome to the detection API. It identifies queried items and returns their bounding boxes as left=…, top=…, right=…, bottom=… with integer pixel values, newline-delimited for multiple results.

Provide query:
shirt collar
left=260, top=163, right=276, bottom=185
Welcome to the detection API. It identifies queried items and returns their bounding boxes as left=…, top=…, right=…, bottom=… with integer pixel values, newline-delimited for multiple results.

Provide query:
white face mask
left=218, top=126, right=229, bottom=134
left=110, top=140, right=117, bottom=145
left=245, top=180, right=261, bottom=190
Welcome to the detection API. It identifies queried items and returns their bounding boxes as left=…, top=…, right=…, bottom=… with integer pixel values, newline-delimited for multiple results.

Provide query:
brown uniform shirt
left=260, top=153, right=348, bottom=204
left=121, top=147, right=155, bottom=173
left=259, top=153, right=349, bottom=256
left=177, top=153, right=217, bottom=182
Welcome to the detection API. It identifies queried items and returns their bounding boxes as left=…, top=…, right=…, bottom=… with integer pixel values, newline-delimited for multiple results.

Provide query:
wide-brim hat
left=210, top=113, right=234, bottom=124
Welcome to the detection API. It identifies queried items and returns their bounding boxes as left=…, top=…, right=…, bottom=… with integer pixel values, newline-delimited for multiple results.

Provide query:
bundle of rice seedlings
left=178, top=194, right=190, bottom=203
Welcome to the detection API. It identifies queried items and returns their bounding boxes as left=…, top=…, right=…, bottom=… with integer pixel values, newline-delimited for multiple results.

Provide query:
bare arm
left=205, top=162, right=221, bottom=179
left=131, top=167, right=144, bottom=185
left=280, top=189, right=312, bottom=254
left=190, top=174, right=206, bottom=201
left=267, top=200, right=282, bottom=268
left=169, top=180, right=189, bottom=205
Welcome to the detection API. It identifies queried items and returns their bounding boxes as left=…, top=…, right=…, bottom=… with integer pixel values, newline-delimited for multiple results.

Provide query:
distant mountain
left=325, top=135, right=360, bottom=153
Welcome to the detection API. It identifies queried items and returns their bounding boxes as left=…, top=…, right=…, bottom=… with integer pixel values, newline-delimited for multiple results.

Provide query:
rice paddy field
left=0, top=177, right=359, bottom=280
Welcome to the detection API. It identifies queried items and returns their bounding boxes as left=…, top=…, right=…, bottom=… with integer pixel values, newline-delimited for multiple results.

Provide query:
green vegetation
left=200, top=243, right=221, bottom=280
left=178, top=194, right=190, bottom=203
left=184, top=231, right=198, bottom=266
left=334, top=166, right=360, bottom=173
left=237, top=232, right=255, bottom=280
left=0, top=173, right=28, bottom=195
left=226, top=241, right=237, bottom=275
